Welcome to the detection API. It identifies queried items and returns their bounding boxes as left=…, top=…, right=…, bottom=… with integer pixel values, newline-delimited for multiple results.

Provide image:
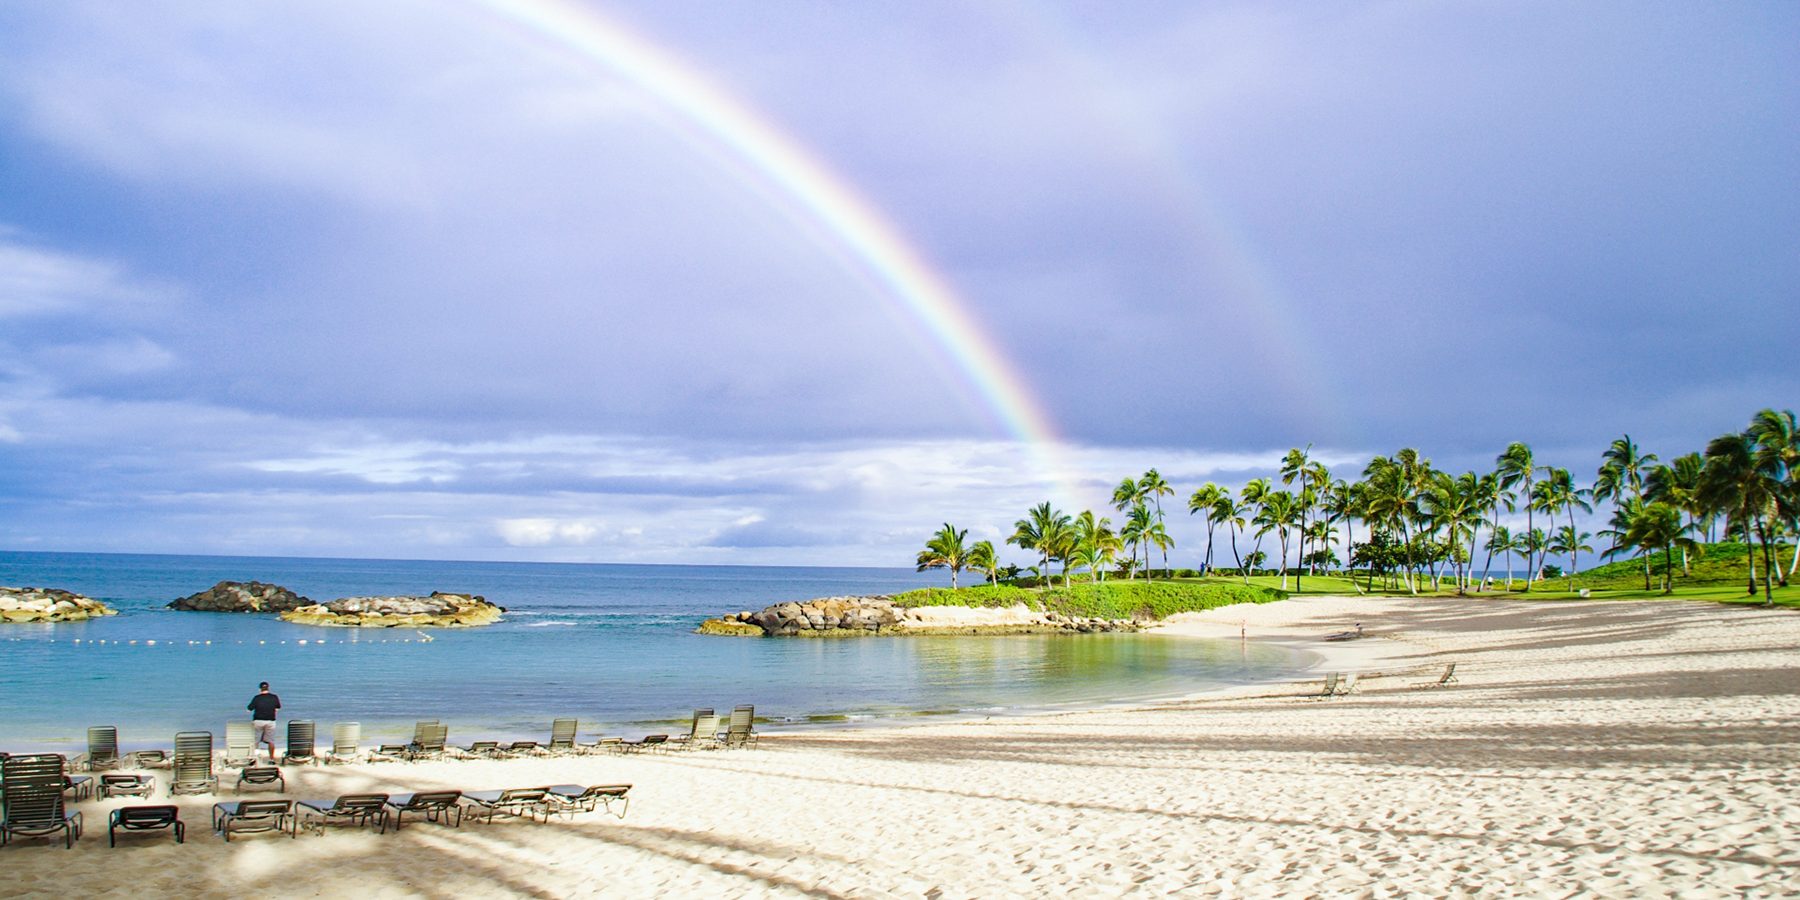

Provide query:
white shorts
left=253, top=720, right=278, bottom=744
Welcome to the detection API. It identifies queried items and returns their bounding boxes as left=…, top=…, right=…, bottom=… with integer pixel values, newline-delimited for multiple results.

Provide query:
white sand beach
left=7, top=595, right=1798, bottom=898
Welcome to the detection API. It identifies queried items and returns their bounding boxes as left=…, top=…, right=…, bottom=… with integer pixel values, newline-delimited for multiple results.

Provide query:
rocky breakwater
left=280, top=592, right=504, bottom=628
left=698, top=596, right=1141, bottom=637
left=0, top=586, right=118, bottom=623
left=168, top=581, right=310, bottom=613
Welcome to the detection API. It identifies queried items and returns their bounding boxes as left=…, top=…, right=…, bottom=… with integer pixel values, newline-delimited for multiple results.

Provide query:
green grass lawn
left=1175, top=557, right=1800, bottom=609
left=890, top=579, right=1286, bottom=620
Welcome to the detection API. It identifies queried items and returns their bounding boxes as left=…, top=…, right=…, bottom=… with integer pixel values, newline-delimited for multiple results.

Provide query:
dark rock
left=168, top=581, right=309, bottom=613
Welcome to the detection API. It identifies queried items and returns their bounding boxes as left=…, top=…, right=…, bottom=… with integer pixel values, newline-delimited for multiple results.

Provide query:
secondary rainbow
left=465, top=0, right=1088, bottom=507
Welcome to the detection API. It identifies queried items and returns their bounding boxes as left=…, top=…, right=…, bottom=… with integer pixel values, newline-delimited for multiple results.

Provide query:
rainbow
left=465, top=0, right=1091, bottom=508
left=996, top=5, right=1349, bottom=439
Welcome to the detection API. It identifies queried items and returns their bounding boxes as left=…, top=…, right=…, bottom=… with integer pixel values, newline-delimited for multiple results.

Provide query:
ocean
left=0, top=551, right=1310, bottom=753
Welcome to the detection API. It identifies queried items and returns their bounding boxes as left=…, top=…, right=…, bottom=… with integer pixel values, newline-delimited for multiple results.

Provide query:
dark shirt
left=248, top=693, right=281, bottom=721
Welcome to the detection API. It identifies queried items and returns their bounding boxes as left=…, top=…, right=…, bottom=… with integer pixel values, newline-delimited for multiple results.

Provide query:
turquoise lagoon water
left=0, top=551, right=1309, bottom=753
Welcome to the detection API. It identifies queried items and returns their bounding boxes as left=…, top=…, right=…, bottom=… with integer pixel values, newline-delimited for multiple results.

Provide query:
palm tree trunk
left=1229, top=524, right=1245, bottom=585
left=1278, top=530, right=1290, bottom=591
left=1567, top=507, right=1580, bottom=586
left=1760, top=519, right=1776, bottom=604
left=1398, top=521, right=1417, bottom=595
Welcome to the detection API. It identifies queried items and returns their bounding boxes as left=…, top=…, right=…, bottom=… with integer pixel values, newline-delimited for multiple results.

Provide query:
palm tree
left=1239, top=478, right=1272, bottom=584
left=1009, top=503, right=1071, bottom=591
left=1747, top=409, right=1799, bottom=585
left=1549, top=526, right=1593, bottom=589
left=1254, top=490, right=1302, bottom=590
left=1363, top=452, right=1430, bottom=594
left=1320, top=478, right=1359, bottom=585
left=1420, top=471, right=1481, bottom=594
left=1495, top=442, right=1536, bottom=591
left=1599, top=496, right=1651, bottom=590
left=968, top=540, right=999, bottom=586
left=1518, top=527, right=1548, bottom=588
left=1701, top=413, right=1792, bottom=603
left=1187, top=483, right=1226, bottom=573
left=1596, top=435, right=1658, bottom=588
left=1646, top=455, right=1706, bottom=574
left=1211, top=493, right=1249, bottom=583
left=1470, top=472, right=1501, bottom=588
left=1072, top=511, right=1119, bottom=583
left=1121, top=501, right=1155, bottom=581
left=1485, top=525, right=1517, bottom=590
left=1111, top=477, right=1141, bottom=516
left=916, top=523, right=971, bottom=588
left=1538, top=467, right=1591, bottom=580
left=1610, top=502, right=1696, bottom=593
left=1139, top=468, right=1174, bottom=576
left=1281, top=447, right=1311, bottom=588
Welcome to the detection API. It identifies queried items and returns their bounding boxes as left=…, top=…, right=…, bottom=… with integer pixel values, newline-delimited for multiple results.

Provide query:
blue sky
left=0, top=1, right=1794, bottom=566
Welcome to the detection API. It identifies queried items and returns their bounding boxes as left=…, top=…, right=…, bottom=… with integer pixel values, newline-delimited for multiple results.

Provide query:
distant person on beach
left=248, top=681, right=281, bottom=761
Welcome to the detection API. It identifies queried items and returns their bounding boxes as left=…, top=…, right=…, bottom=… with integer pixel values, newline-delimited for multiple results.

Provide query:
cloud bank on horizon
left=0, top=1, right=1793, bottom=566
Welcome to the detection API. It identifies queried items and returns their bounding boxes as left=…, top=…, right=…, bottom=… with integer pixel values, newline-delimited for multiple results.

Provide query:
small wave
left=521, top=620, right=579, bottom=628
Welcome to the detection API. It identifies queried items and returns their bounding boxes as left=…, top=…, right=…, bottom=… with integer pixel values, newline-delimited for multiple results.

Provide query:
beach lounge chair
left=108, top=805, right=183, bottom=847
left=1313, top=672, right=1341, bottom=700
left=462, top=740, right=504, bottom=759
left=82, top=726, right=122, bottom=772
left=622, top=734, right=668, bottom=754
left=282, top=720, right=317, bottom=765
left=723, top=705, right=758, bottom=749
left=545, top=783, right=631, bottom=820
left=1338, top=673, right=1360, bottom=695
left=99, top=773, right=155, bottom=800
left=1420, top=662, right=1459, bottom=688
left=298, top=793, right=390, bottom=835
left=404, top=722, right=448, bottom=761
left=502, top=740, right=542, bottom=757
left=169, top=731, right=218, bottom=796
left=222, top=721, right=257, bottom=768
left=63, top=774, right=93, bottom=801
left=326, top=722, right=362, bottom=764
left=236, top=766, right=284, bottom=793
left=547, top=718, right=579, bottom=756
left=671, top=714, right=719, bottom=751
left=130, top=750, right=169, bottom=769
left=2, top=754, right=83, bottom=849
left=583, top=736, right=624, bottom=756
left=211, top=800, right=295, bottom=841
left=372, top=744, right=409, bottom=762
left=463, top=787, right=552, bottom=824
left=384, top=791, right=463, bottom=830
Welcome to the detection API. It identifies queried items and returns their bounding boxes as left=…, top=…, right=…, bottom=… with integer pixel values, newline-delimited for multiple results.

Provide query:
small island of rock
left=168, top=580, right=310, bottom=613
left=0, top=586, right=118, bottom=622
left=280, top=592, right=504, bottom=628
left=699, top=595, right=1140, bottom=637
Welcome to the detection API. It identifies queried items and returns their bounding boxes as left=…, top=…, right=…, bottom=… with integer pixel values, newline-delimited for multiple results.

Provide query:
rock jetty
left=280, top=592, right=504, bottom=628
left=0, top=586, right=118, bottom=623
left=698, top=595, right=1141, bottom=637
left=168, top=581, right=310, bottom=613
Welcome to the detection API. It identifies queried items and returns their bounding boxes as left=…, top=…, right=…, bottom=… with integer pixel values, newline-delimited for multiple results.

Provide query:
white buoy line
left=6, top=636, right=430, bottom=645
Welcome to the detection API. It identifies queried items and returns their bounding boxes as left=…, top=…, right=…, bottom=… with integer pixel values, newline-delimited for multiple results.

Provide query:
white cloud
left=0, top=235, right=166, bottom=319
left=496, top=517, right=600, bottom=547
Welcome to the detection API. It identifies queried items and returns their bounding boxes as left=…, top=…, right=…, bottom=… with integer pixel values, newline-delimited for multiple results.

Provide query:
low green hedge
left=890, top=580, right=1285, bottom=621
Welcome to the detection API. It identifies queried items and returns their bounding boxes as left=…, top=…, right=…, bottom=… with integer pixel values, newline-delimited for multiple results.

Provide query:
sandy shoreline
left=6, top=595, right=1798, bottom=898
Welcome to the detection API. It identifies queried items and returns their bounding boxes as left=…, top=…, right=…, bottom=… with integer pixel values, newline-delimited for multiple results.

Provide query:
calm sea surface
left=0, top=551, right=1310, bottom=753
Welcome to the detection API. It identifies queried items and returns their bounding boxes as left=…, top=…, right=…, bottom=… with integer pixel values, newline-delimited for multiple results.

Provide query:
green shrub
left=890, top=580, right=1284, bottom=620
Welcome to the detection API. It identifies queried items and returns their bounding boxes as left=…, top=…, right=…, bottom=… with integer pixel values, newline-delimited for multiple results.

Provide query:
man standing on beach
left=248, top=681, right=281, bottom=761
